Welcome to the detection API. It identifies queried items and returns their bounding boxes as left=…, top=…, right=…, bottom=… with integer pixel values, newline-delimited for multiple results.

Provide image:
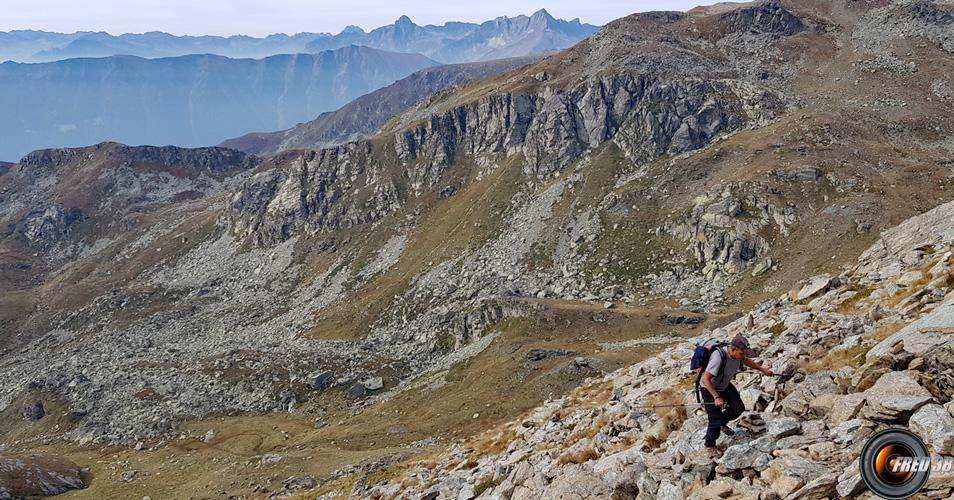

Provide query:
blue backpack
left=691, top=339, right=728, bottom=402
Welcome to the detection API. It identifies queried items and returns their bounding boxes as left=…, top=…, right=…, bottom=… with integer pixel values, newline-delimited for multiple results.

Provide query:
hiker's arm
left=743, top=358, right=774, bottom=376
left=701, top=372, right=725, bottom=407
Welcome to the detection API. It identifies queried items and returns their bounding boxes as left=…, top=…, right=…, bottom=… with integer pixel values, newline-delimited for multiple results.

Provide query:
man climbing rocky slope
left=0, top=0, right=953, bottom=496
left=364, top=195, right=954, bottom=500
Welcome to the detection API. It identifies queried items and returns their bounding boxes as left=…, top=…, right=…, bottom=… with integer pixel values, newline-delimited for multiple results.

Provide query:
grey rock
left=283, top=475, right=318, bottom=490
left=830, top=419, right=868, bottom=444
left=909, top=403, right=954, bottom=450
left=718, top=443, right=772, bottom=472
left=740, top=388, right=770, bottom=412
left=305, top=371, right=334, bottom=390
left=23, top=400, right=45, bottom=421
left=0, top=454, right=88, bottom=496
left=363, top=377, right=384, bottom=391
left=787, top=473, right=837, bottom=499
left=347, top=383, right=367, bottom=399
left=836, top=462, right=866, bottom=497
left=864, top=395, right=933, bottom=423
left=793, top=275, right=836, bottom=303
left=767, top=416, right=802, bottom=439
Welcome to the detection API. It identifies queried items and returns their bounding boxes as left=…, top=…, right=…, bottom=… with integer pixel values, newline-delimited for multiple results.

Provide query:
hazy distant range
left=0, top=11, right=598, bottom=161
left=0, top=47, right=437, bottom=161
left=0, top=10, right=596, bottom=63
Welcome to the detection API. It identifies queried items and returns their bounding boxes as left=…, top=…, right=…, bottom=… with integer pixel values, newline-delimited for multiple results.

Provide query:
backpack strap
left=716, top=345, right=729, bottom=381
left=696, top=345, right=729, bottom=403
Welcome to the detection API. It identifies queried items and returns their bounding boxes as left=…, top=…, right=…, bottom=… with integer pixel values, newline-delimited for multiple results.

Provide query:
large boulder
left=791, top=275, right=837, bottom=303
left=761, top=456, right=830, bottom=498
left=766, top=416, right=802, bottom=439
left=829, top=419, right=872, bottom=444
left=825, top=393, right=866, bottom=424
left=864, top=395, right=933, bottom=423
left=717, top=443, right=771, bottom=472
left=863, top=371, right=934, bottom=422
left=304, top=371, right=334, bottom=390
left=909, top=404, right=954, bottom=451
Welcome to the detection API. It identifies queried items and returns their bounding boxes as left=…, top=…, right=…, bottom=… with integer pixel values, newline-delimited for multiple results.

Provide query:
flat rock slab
left=868, top=299, right=954, bottom=360
left=0, top=453, right=88, bottom=497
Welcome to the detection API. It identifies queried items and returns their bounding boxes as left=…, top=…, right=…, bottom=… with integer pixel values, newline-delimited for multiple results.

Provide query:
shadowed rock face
left=719, top=1, right=806, bottom=35
left=0, top=453, right=88, bottom=497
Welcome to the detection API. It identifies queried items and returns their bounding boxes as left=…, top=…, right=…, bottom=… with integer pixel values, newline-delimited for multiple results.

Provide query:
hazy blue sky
left=1, top=0, right=721, bottom=36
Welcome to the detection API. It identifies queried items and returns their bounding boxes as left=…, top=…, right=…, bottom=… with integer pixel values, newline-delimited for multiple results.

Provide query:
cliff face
left=226, top=74, right=785, bottom=246
left=227, top=143, right=400, bottom=245
left=396, top=76, right=782, bottom=180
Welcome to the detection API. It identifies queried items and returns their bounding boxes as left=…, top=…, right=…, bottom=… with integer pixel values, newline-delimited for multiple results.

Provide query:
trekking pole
left=775, top=372, right=797, bottom=384
left=632, top=402, right=718, bottom=409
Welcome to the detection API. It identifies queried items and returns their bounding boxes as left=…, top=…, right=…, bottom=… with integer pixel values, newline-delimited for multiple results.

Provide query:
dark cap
left=730, top=334, right=757, bottom=357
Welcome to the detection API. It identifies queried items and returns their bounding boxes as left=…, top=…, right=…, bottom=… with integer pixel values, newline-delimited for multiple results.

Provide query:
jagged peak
left=340, top=24, right=365, bottom=35
left=529, top=8, right=559, bottom=25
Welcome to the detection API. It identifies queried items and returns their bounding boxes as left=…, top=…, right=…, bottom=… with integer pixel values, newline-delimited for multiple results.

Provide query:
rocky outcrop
left=0, top=142, right=258, bottom=253
left=719, top=1, right=806, bottom=36
left=0, top=453, right=88, bottom=497
left=397, top=75, right=782, bottom=181
left=226, top=143, right=402, bottom=245
left=21, top=205, right=84, bottom=249
left=668, top=185, right=796, bottom=281
left=227, top=75, right=784, bottom=246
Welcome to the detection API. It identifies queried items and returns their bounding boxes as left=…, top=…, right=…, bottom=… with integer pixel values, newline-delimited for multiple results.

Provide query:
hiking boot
left=704, top=446, right=722, bottom=458
left=720, top=425, right=736, bottom=436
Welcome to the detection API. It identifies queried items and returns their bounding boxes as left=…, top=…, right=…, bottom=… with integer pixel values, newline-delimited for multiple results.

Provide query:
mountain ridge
left=1, top=10, right=598, bottom=64
left=220, top=54, right=548, bottom=155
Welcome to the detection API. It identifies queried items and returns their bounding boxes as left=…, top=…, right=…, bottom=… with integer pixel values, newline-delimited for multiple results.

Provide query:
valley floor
left=5, top=302, right=728, bottom=498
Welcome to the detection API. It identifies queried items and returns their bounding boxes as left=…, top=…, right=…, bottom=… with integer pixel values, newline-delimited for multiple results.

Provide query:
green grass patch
left=836, top=284, right=874, bottom=313
left=475, top=478, right=500, bottom=496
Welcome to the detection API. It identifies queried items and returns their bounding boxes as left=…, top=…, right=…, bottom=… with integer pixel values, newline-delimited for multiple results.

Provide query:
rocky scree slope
left=365, top=198, right=954, bottom=500
left=1, top=0, right=954, bottom=452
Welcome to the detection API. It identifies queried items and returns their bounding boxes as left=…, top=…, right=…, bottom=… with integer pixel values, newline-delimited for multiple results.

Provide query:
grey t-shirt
left=705, top=347, right=741, bottom=392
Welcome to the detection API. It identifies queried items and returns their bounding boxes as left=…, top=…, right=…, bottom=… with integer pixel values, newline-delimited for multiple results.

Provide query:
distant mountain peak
left=341, top=25, right=365, bottom=35
left=395, top=15, right=415, bottom=26
left=530, top=8, right=559, bottom=26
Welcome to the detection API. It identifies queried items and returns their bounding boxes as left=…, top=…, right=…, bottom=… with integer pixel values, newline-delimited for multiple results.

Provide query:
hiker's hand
left=762, top=369, right=775, bottom=376
left=715, top=397, right=726, bottom=409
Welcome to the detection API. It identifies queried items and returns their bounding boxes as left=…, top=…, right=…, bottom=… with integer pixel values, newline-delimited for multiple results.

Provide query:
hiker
left=699, top=334, right=774, bottom=456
